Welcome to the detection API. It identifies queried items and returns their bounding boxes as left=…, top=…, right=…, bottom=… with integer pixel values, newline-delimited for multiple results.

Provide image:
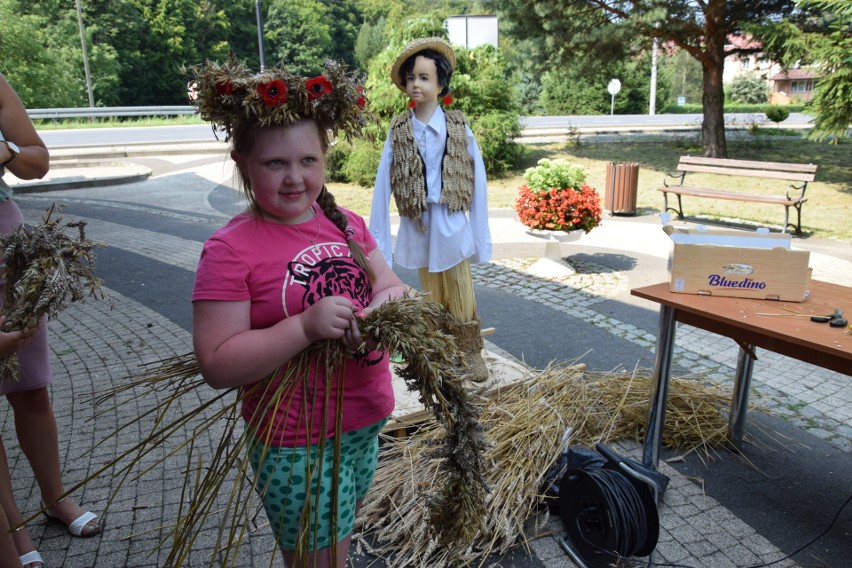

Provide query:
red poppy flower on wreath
left=306, top=76, right=333, bottom=100
left=356, top=96, right=366, bottom=109
left=215, top=81, right=233, bottom=96
left=408, top=100, right=416, bottom=109
left=442, top=93, right=454, bottom=106
left=257, top=79, right=287, bottom=107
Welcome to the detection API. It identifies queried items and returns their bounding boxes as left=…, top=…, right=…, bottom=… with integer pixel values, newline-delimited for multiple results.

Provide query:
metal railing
left=28, top=106, right=195, bottom=120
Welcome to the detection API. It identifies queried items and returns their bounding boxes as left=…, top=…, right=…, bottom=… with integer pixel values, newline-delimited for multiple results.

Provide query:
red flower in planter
left=515, top=159, right=602, bottom=234
left=516, top=183, right=602, bottom=233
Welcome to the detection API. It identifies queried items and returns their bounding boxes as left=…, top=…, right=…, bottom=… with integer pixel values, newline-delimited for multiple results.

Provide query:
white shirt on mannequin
left=369, top=106, right=492, bottom=272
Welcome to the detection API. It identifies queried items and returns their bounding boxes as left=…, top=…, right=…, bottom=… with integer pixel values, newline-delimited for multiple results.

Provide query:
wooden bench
left=659, top=156, right=818, bottom=234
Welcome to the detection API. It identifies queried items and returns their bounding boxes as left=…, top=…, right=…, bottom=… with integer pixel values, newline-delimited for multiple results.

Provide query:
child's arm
left=0, top=316, right=36, bottom=358
left=193, top=295, right=360, bottom=389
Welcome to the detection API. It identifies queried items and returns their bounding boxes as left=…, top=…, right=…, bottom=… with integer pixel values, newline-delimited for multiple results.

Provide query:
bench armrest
left=786, top=181, right=809, bottom=201
left=663, top=171, right=686, bottom=188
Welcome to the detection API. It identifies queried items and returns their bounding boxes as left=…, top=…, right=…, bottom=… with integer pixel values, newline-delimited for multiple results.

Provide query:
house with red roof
left=769, top=68, right=822, bottom=104
left=723, top=34, right=822, bottom=105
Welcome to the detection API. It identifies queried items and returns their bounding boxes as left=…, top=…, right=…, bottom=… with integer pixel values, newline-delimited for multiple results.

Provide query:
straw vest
left=388, top=109, right=474, bottom=230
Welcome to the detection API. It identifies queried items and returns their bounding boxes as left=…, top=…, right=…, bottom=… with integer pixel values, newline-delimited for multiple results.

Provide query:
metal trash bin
left=604, top=162, right=639, bottom=215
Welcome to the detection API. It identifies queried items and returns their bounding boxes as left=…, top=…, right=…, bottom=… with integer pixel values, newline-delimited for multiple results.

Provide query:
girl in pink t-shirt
left=190, top=61, right=404, bottom=567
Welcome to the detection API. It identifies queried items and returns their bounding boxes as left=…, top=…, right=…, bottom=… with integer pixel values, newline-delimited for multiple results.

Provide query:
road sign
left=608, top=79, right=621, bottom=115
left=607, top=79, right=622, bottom=95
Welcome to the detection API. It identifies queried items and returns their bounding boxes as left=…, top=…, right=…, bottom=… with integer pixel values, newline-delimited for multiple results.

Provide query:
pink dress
left=0, top=197, right=52, bottom=394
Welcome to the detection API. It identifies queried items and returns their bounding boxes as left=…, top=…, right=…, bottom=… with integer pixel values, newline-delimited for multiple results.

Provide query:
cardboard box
left=663, top=222, right=812, bottom=302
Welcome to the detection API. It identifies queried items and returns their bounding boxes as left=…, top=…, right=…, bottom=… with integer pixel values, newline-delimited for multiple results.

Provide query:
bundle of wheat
left=0, top=203, right=107, bottom=386
left=71, top=295, right=735, bottom=567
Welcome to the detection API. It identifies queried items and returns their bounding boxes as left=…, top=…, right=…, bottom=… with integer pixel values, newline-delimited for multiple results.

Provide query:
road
left=36, top=112, right=814, bottom=148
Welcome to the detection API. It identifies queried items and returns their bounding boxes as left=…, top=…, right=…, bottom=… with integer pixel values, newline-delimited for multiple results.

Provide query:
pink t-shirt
left=193, top=206, right=394, bottom=447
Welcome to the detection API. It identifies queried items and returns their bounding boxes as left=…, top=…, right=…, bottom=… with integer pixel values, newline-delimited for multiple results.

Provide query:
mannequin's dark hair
left=399, top=49, right=454, bottom=97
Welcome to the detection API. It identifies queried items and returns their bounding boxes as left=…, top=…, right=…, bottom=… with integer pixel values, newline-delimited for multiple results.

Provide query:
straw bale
left=356, top=363, right=733, bottom=567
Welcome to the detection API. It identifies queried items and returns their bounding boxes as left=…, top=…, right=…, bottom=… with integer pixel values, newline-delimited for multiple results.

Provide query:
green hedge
left=662, top=103, right=806, bottom=114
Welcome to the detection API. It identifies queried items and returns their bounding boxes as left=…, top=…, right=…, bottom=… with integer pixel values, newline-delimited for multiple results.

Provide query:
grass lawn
left=331, top=133, right=851, bottom=242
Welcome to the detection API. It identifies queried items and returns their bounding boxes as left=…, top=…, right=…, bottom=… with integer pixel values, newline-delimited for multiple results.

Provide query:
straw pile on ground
left=355, top=362, right=733, bottom=567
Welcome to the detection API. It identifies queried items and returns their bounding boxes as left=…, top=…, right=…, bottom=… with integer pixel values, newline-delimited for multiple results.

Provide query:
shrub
left=470, top=111, right=523, bottom=175
left=765, top=105, right=791, bottom=124
left=325, top=141, right=352, bottom=183
left=515, top=158, right=602, bottom=233
left=340, top=138, right=383, bottom=187
left=728, top=73, right=769, bottom=105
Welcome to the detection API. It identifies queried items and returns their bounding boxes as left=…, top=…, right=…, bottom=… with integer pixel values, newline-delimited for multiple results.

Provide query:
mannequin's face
left=404, top=55, right=440, bottom=107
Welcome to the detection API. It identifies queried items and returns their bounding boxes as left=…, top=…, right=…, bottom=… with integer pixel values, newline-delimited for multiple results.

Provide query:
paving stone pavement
left=2, top=150, right=849, bottom=567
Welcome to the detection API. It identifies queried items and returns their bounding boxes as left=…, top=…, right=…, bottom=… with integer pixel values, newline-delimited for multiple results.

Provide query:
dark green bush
left=470, top=112, right=524, bottom=175
left=662, top=103, right=805, bottom=114
left=325, top=141, right=352, bottom=183
left=765, top=105, right=791, bottom=124
left=341, top=139, right=383, bottom=187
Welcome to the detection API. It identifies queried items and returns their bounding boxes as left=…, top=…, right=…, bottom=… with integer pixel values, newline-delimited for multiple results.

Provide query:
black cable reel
left=557, top=443, right=669, bottom=568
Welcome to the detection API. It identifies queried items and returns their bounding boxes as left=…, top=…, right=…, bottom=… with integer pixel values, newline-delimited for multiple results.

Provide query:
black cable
left=574, top=468, right=654, bottom=559
left=621, top=489, right=852, bottom=568
left=744, top=490, right=852, bottom=568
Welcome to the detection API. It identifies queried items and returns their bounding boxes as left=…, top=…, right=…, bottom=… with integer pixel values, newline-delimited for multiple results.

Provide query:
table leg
left=729, top=344, right=755, bottom=449
left=643, top=305, right=677, bottom=470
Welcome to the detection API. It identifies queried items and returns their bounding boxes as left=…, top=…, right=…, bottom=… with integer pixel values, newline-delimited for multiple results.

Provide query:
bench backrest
left=678, top=156, right=817, bottom=183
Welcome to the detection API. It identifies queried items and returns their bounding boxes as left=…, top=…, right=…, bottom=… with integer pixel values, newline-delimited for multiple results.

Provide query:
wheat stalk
left=0, top=203, right=108, bottom=387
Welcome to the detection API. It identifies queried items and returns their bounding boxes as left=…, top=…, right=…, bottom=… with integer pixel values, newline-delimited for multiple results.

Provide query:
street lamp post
left=649, top=38, right=659, bottom=115
left=75, top=0, right=95, bottom=108
left=255, top=0, right=266, bottom=71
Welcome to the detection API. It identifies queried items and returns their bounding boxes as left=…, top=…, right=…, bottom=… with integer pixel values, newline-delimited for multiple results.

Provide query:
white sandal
left=41, top=499, right=103, bottom=538
left=19, top=550, right=45, bottom=568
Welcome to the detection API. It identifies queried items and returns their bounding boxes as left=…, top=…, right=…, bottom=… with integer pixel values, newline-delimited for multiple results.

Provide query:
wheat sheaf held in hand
left=0, top=203, right=108, bottom=387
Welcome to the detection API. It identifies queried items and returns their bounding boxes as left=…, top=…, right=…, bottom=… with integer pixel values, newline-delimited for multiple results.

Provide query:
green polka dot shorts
left=247, top=418, right=387, bottom=550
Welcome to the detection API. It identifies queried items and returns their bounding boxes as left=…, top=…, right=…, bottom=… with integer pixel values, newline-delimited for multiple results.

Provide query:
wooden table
left=631, top=280, right=851, bottom=470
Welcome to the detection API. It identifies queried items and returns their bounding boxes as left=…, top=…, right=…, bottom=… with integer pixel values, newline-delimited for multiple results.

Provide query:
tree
left=540, top=52, right=668, bottom=115
left=500, top=1, right=798, bottom=157
left=355, top=17, right=388, bottom=70
left=728, top=73, right=768, bottom=104
left=0, top=0, right=88, bottom=107
left=661, top=48, right=704, bottom=106
left=752, top=0, right=851, bottom=142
